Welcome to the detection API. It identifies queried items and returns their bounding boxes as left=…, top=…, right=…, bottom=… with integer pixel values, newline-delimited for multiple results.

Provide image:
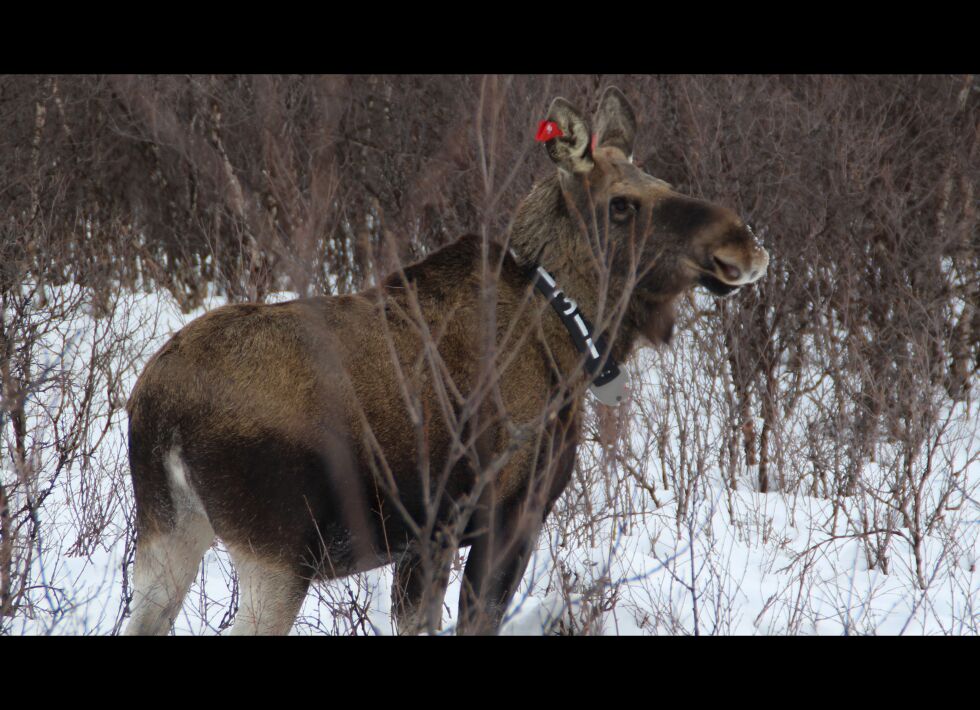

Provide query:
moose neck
left=509, top=175, right=642, bottom=365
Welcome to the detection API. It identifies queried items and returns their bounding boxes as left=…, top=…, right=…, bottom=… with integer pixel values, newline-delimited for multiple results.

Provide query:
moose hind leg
left=228, top=549, right=311, bottom=635
left=125, top=446, right=215, bottom=636
left=124, top=511, right=215, bottom=635
left=392, top=541, right=453, bottom=635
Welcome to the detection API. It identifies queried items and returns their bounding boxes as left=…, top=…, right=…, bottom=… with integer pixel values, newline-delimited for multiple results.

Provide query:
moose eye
left=609, top=197, right=636, bottom=221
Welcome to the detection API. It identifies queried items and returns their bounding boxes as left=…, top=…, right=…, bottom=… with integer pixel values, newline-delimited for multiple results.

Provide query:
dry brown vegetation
left=1, top=75, right=978, bottom=634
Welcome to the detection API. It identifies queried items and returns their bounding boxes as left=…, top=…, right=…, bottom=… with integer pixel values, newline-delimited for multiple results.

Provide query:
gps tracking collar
left=531, top=265, right=628, bottom=406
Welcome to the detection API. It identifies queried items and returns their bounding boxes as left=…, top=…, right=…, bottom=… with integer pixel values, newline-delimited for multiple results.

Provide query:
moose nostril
left=713, top=256, right=742, bottom=283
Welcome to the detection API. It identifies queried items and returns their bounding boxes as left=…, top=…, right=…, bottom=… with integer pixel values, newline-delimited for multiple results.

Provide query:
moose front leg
left=456, top=499, right=542, bottom=635
left=454, top=399, right=580, bottom=635
left=392, top=538, right=453, bottom=635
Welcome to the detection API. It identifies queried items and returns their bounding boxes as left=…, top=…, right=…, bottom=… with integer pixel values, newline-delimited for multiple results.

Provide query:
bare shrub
left=1, top=74, right=977, bottom=634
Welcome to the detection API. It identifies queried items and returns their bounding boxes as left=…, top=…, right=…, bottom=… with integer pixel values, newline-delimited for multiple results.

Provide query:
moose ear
left=594, top=86, right=637, bottom=159
left=540, top=97, right=594, bottom=174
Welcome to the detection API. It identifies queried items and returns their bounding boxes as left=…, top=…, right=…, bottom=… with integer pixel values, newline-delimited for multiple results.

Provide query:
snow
left=4, top=283, right=978, bottom=635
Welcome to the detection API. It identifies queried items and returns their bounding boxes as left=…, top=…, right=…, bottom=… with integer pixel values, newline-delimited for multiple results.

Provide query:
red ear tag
left=590, top=133, right=598, bottom=153
left=535, top=120, right=564, bottom=142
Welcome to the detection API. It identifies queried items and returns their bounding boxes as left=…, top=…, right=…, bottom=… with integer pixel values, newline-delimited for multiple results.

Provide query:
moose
left=123, top=87, right=768, bottom=635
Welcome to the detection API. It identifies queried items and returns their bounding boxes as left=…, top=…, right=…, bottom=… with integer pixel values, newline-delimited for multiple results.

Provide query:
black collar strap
left=531, top=266, right=628, bottom=406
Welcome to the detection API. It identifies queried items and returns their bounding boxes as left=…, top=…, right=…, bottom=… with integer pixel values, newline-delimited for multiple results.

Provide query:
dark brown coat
left=123, top=88, right=769, bottom=635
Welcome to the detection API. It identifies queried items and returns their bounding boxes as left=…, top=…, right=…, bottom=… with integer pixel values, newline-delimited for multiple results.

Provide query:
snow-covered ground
left=5, top=284, right=978, bottom=635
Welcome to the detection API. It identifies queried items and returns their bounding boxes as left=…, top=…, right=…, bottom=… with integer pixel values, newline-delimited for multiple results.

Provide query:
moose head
left=510, top=87, right=769, bottom=354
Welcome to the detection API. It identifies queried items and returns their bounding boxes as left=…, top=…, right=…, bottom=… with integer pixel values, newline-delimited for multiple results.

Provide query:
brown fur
left=124, top=88, right=769, bottom=635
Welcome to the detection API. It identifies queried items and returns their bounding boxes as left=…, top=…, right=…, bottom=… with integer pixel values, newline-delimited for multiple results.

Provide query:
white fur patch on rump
left=164, top=446, right=207, bottom=516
